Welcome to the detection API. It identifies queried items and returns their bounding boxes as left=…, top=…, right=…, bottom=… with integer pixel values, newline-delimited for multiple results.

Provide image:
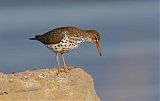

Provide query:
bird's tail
left=29, top=38, right=36, bottom=40
left=29, top=35, right=40, bottom=40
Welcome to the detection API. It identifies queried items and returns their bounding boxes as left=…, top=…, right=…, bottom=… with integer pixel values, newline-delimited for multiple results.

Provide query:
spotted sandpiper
left=29, top=26, right=102, bottom=72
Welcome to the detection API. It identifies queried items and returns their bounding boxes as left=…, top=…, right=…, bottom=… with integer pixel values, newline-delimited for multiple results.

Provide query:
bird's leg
left=55, top=53, right=61, bottom=73
left=60, top=53, right=71, bottom=72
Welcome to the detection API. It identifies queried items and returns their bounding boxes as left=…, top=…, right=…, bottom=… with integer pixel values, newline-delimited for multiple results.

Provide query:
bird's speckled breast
left=45, top=34, right=84, bottom=53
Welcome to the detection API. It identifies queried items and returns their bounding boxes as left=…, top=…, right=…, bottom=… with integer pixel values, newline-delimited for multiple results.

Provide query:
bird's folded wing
left=37, top=30, right=64, bottom=44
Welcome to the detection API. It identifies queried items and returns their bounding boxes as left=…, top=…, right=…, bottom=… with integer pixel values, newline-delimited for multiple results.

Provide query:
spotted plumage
left=45, top=34, right=83, bottom=53
left=29, top=26, right=102, bottom=73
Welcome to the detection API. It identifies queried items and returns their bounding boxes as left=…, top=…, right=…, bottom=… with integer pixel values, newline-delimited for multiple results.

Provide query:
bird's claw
left=63, top=66, right=71, bottom=72
left=56, top=66, right=71, bottom=75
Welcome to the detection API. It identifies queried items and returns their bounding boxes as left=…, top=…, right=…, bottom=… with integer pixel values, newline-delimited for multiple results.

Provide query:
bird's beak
left=96, top=43, right=102, bottom=56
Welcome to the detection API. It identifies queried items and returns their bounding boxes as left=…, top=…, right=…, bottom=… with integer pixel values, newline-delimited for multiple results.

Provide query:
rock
left=0, top=67, right=101, bottom=101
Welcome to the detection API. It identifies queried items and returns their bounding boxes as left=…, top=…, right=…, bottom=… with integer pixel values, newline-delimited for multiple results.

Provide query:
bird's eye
left=95, top=37, right=98, bottom=42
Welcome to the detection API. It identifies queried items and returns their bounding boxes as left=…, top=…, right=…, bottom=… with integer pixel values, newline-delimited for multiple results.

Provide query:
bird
left=29, top=26, right=102, bottom=72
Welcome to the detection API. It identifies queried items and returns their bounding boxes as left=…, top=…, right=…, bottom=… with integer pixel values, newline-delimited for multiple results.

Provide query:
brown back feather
left=35, top=28, right=64, bottom=44
left=34, top=26, right=96, bottom=44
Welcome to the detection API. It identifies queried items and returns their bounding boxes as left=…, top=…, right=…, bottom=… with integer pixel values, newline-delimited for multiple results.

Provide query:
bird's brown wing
left=35, top=29, right=64, bottom=44
left=35, top=26, right=85, bottom=44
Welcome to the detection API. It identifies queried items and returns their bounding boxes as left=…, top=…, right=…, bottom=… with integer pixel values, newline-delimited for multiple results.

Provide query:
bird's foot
left=63, top=66, right=71, bottom=72
left=56, top=68, right=63, bottom=75
left=56, top=66, right=71, bottom=75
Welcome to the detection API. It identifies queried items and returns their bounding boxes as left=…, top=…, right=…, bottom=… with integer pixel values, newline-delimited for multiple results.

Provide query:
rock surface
left=0, top=67, right=100, bottom=101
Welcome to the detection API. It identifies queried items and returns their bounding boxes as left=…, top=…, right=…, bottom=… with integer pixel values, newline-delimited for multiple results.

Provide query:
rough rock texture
left=0, top=67, right=100, bottom=101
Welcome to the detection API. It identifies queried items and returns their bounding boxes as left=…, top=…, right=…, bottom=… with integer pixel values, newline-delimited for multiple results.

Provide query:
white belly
left=45, top=35, right=84, bottom=53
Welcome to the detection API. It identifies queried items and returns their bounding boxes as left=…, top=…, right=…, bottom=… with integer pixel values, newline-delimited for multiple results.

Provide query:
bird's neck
left=84, top=36, right=92, bottom=43
left=83, top=31, right=93, bottom=43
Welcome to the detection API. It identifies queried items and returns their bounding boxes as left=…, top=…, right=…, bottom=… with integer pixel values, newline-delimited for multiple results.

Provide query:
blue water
left=0, top=1, right=158, bottom=101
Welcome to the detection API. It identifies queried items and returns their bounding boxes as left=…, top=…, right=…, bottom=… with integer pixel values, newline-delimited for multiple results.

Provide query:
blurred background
left=0, top=0, right=158, bottom=101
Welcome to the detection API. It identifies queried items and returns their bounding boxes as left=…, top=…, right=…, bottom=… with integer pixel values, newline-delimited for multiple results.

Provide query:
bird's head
left=87, top=30, right=102, bottom=56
